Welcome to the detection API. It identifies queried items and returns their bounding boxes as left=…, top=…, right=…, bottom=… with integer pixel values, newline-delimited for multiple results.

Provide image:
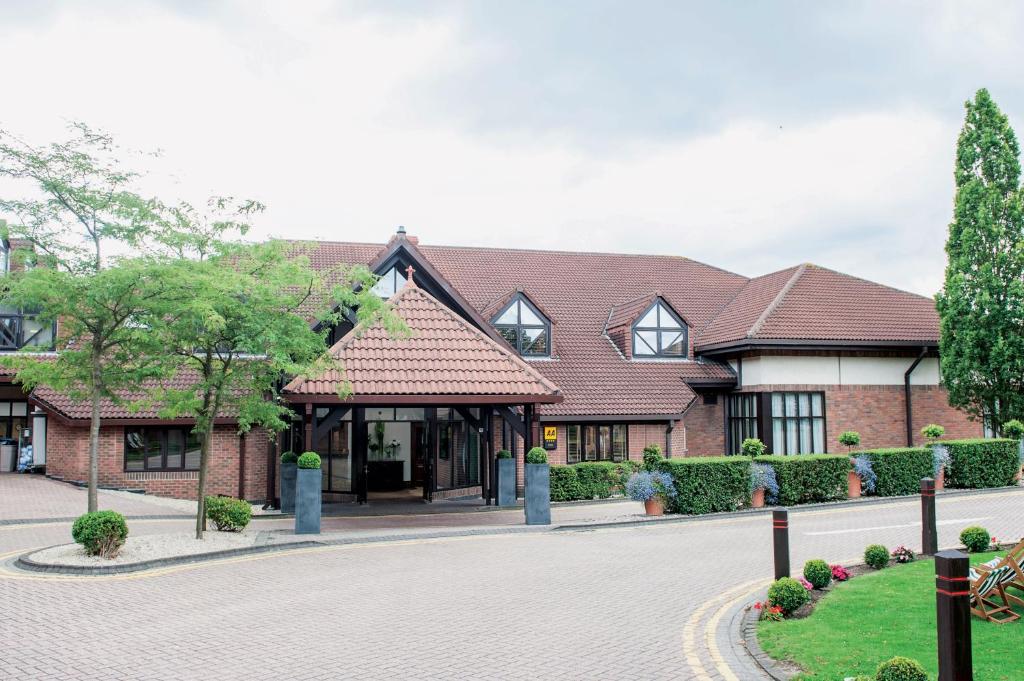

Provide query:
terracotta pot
left=751, top=487, right=766, bottom=508
left=935, top=468, right=945, bottom=491
left=847, top=470, right=861, bottom=499
left=644, top=498, right=665, bottom=516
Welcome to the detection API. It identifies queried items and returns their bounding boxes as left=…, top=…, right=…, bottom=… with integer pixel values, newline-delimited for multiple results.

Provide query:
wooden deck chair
left=976, top=539, right=1024, bottom=605
left=969, top=563, right=1019, bottom=623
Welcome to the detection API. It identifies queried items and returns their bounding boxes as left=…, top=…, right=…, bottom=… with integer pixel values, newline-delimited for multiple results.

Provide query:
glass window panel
left=497, top=326, right=517, bottom=347
left=367, top=408, right=395, bottom=422
left=661, top=331, right=685, bottom=355
left=567, top=426, right=581, bottom=464
left=597, top=426, right=611, bottom=460
left=145, top=433, right=163, bottom=469
left=583, top=425, right=597, bottom=460
left=784, top=418, right=798, bottom=455
left=0, top=403, right=10, bottom=417
left=436, top=408, right=451, bottom=421
left=371, top=268, right=398, bottom=298
left=328, top=424, right=352, bottom=492
left=521, top=327, right=548, bottom=355
left=799, top=418, right=811, bottom=453
left=315, top=407, right=329, bottom=419
left=798, top=393, right=810, bottom=417
left=166, top=430, right=184, bottom=469
left=657, top=304, right=681, bottom=328
left=612, top=425, right=627, bottom=462
left=771, top=393, right=783, bottom=416
left=811, top=393, right=823, bottom=417
left=519, top=303, right=544, bottom=326
left=785, top=393, right=798, bottom=417
left=11, top=402, right=26, bottom=416
left=637, top=306, right=659, bottom=328
left=184, top=432, right=201, bottom=470
left=495, top=303, right=519, bottom=325
left=772, top=419, right=784, bottom=453
left=394, top=408, right=424, bottom=421
left=634, top=330, right=658, bottom=355
left=125, top=429, right=145, bottom=471
left=813, top=419, right=825, bottom=453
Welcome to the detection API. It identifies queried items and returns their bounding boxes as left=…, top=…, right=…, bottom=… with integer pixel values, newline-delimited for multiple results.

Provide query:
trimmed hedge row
left=754, top=454, right=848, bottom=505
left=656, top=456, right=751, bottom=514
left=941, top=438, right=1019, bottom=489
left=859, top=447, right=933, bottom=497
left=549, top=461, right=639, bottom=501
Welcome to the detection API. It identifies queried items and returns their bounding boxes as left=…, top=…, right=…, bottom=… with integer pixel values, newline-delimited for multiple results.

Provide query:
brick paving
left=0, top=474, right=193, bottom=523
left=0, top=484, right=1020, bottom=680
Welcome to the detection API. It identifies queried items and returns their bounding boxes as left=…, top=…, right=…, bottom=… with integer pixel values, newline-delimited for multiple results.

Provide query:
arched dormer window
left=372, top=266, right=407, bottom=298
left=493, top=294, right=550, bottom=357
left=632, top=299, right=687, bottom=358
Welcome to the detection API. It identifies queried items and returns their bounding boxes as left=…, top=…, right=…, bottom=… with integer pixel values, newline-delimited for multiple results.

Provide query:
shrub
left=280, top=451, right=298, bottom=464
left=549, top=466, right=584, bottom=501
left=830, top=564, right=850, bottom=581
left=749, top=462, right=779, bottom=503
left=625, top=470, right=676, bottom=502
left=943, top=438, right=1019, bottom=488
left=875, top=656, right=927, bottom=681
left=803, top=559, right=832, bottom=589
left=525, top=447, right=548, bottom=464
left=205, top=496, right=252, bottom=532
left=641, top=444, right=663, bottom=471
left=767, top=577, right=810, bottom=614
left=858, top=448, right=932, bottom=496
left=920, top=424, right=945, bottom=440
left=932, top=445, right=950, bottom=477
left=496, top=449, right=513, bottom=459
left=754, top=455, right=848, bottom=505
left=1002, top=419, right=1024, bottom=440
left=297, top=452, right=321, bottom=469
left=71, top=510, right=129, bottom=558
left=740, top=437, right=766, bottom=457
left=959, top=525, right=990, bottom=553
left=865, top=544, right=889, bottom=569
left=574, top=462, right=620, bottom=498
left=852, top=456, right=877, bottom=494
left=891, top=545, right=915, bottom=564
left=656, top=456, right=751, bottom=514
left=839, top=431, right=861, bottom=450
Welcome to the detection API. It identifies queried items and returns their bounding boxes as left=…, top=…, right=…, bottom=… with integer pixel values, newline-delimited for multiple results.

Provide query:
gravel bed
left=28, top=530, right=272, bottom=567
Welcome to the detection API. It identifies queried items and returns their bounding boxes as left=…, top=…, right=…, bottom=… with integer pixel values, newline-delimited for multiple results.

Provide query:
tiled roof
left=605, top=293, right=659, bottom=330
left=698, top=264, right=940, bottom=348
left=283, top=281, right=562, bottom=402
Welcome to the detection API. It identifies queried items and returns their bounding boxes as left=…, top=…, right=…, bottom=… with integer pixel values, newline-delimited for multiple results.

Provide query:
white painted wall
left=737, top=355, right=940, bottom=387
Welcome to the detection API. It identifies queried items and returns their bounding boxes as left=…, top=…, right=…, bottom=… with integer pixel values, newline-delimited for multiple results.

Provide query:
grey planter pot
left=524, top=463, right=551, bottom=526
left=294, top=467, right=322, bottom=535
left=280, top=462, right=297, bottom=514
left=1018, top=439, right=1024, bottom=464
left=496, top=458, right=516, bottom=507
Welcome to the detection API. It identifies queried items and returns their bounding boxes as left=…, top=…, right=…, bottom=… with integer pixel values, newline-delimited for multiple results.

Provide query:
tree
left=936, top=89, right=1024, bottom=432
left=0, top=124, right=163, bottom=512
left=150, top=208, right=403, bottom=539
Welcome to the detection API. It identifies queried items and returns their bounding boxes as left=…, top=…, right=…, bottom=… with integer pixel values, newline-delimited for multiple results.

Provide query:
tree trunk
left=195, top=430, right=211, bottom=540
left=87, top=386, right=102, bottom=513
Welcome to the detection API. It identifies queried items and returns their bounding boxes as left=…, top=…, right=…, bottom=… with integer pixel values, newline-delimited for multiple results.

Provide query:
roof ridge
left=747, top=263, right=807, bottom=339
left=799, top=262, right=937, bottom=302
left=695, top=264, right=798, bottom=337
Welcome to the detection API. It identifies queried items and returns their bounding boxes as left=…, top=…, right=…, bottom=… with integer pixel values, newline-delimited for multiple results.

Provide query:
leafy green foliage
left=280, top=451, right=298, bottom=464
left=204, top=496, right=252, bottom=532
left=525, top=447, right=548, bottom=464
left=549, top=466, right=585, bottom=501
left=1001, top=418, right=1024, bottom=440
left=920, top=424, right=945, bottom=440
left=864, top=544, right=889, bottom=570
left=858, top=448, right=933, bottom=496
left=936, top=89, right=1024, bottom=427
left=839, top=431, right=861, bottom=449
left=297, top=452, right=322, bottom=470
left=803, top=559, right=832, bottom=589
left=496, top=449, right=513, bottom=459
left=767, top=577, right=809, bottom=614
left=548, top=461, right=637, bottom=501
left=875, top=657, right=928, bottom=681
left=656, top=456, right=751, bottom=514
left=959, top=525, right=990, bottom=553
left=740, top=437, right=766, bottom=457
left=942, top=438, right=1019, bottom=488
left=71, top=510, right=129, bottom=558
left=753, top=455, right=849, bottom=505
left=641, top=444, right=663, bottom=471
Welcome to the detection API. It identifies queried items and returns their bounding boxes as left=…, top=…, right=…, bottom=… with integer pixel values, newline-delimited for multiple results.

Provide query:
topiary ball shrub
left=641, top=444, right=663, bottom=471
left=767, top=576, right=810, bottom=614
left=740, top=437, right=766, bottom=457
left=839, top=431, right=861, bottom=449
left=525, top=447, right=548, bottom=464
left=496, top=449, right=513, bottom=459
left=875, top=656, right=927, bottom=681
left=865, top=544, right=889, bottom=570
left=921, top=424, right=945, bottom=440
left=280, top=451, right=298, bottom=464
left=297, top=451, right=322, bottom=469
left=1002, top=419, right=1024, bottom=440
left=803, top=559, right=832, bottom=589
left=960, top=526, right=990, bottom=553
left=72, top=510, right=129, bottom=558
left=205, top=496, right=252, bottom=532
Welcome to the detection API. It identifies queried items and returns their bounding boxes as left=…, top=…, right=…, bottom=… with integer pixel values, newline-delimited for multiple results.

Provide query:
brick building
left=4, top=229, right=983, bottom=502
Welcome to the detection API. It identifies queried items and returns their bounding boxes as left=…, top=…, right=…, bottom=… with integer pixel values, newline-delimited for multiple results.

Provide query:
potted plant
left=921, top=424, right=947, bottom=489
left=495, top=449, right=516, bottom=506
left=1002, top=419, right=1024, bottom=482
left=749, top=462, right=778, bottom=508
left=524, top=447, right=550, bottom=525
left=839, top=432, right=862, bottom=497
left=850, top=455, right=876, bottom=498
left=279, top=451, right=298, bottom=513
left=839, top=430, right=860, bottom=452
left=741, top=437, right=766, bottom=458
left=625, top=470, right=677, bottom=516
left=294, top=452, right=322, bottom=535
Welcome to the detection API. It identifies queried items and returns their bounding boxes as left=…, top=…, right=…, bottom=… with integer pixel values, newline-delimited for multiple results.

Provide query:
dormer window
left=372, top=266, right=407, bottom=298
left=632, top=300, right=686, bottom=357
left=493, top=294, right=550, bottom=357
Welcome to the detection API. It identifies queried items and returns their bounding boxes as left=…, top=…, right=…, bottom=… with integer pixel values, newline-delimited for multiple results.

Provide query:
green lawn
left=757, top=552, right=1024, bottom=680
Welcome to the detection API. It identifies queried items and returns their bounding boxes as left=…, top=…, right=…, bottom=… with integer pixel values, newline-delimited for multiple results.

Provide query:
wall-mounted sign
left=543, top=426, right=557, bottom=450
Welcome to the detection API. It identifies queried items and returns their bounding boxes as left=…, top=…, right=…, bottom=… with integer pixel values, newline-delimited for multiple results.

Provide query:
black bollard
left=935, top=550, right=973, bottom=681
left=921, top=477, right=938, bottom=555
left=772, top=508, right=790, bottom=580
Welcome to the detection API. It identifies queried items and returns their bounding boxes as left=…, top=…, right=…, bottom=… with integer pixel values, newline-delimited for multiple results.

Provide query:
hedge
left=754, top=454, right=848, bottom=505
left=656, top=456, right=751, bottom=514
left=941, top=438, right=1019, bottom=489
left=859, top=448, right=933, bottom=497
left=549, top=461, right=639, bottom=501
left=549, top=466, right=585, bottom=501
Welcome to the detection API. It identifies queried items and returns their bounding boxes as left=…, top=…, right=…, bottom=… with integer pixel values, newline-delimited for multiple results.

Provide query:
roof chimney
left=397, top=225, right=406, bottom=236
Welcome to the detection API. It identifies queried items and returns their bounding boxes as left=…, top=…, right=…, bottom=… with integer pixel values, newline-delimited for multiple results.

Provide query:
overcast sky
left=2, top=1, right=1023, bottom=296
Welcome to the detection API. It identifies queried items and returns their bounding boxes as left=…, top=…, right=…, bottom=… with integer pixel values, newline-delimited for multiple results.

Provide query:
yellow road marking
left=705, top=579, right=770, bottom=680
left=681, top=578, right=764, bottom=680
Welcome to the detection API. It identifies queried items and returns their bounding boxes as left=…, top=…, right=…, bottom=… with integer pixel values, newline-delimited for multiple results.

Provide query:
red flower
left=754, top=602, right=762, bottom=610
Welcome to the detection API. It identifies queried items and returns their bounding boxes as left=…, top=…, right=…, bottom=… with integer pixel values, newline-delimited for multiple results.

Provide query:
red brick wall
left=680, top=399, right=725, bottom=456
left=44, top=420, right=269, bottom=501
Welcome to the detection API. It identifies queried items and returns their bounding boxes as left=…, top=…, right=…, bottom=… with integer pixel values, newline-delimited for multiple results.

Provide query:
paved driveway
left=0, top=487, right=1020, bottom=680
left=0, top=474, right=195, bottom=523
